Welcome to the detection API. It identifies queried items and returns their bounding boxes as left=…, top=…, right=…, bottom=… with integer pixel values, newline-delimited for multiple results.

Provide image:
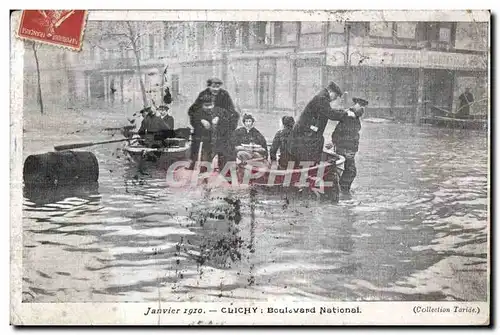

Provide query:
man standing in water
left=331, top=97, right=368, bottom=199
left=288, top=81, right=354, bottom=166
left=188, top=78, right=239, bottom=167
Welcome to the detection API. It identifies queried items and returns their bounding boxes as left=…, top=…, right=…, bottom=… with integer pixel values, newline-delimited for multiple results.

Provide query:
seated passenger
left=231, top=113, right=268, bottom=164
left=269, top=116, right=295, bottom=169
left=157, top=105, right=175, bottom=130
left=137, top=106, right=173, bottom=147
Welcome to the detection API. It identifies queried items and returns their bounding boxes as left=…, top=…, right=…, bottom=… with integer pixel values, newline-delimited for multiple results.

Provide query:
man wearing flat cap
left=188, top=78, right=240, bottom=165
left=288, top=81, right=354, bottom=164
left=188, top=78, right=239, bottom=127
left=331, top=97, right=368, bottom=198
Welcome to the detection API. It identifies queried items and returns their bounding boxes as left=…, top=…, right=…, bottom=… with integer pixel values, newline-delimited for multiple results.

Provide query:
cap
left=207, top=77, right=223, bottom=86
left=326, top=81, right=343, bottom=96
left=139, top=107, right=153, bottom=114
left=281, top=116, right=295, bottom=128
left=352, top=97, right=369, bottom=106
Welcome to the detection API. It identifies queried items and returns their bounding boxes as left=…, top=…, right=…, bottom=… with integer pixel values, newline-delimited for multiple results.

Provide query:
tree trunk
left=126, top=22, right=149, bottom=109
left=32, top=42, right=44, bottom=114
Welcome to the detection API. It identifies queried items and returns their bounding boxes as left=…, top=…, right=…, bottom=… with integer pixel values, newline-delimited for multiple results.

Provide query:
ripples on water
left=22, top=123, right=489, bottom=302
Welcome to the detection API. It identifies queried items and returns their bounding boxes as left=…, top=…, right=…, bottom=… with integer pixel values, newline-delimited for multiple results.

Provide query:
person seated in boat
left=231, top=113, right=268, bottom=165
left=157, top=104, right=175, bottom=129
left=269, top=116, right=295, bottom=169
left=137, top=106, right=174, bottom=148
left=188, top=94, right=217, bottom=167
left=331, top=97, right=368, bottom=198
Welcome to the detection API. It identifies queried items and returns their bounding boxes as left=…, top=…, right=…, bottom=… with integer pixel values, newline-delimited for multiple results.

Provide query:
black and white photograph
left=10, top=9, right=490, bottom=325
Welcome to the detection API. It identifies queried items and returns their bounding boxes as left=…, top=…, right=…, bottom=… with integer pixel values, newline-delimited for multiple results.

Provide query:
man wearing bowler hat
left=331, top=97, right=368, bottom=198
left=288, top=81, right=354, bottom=165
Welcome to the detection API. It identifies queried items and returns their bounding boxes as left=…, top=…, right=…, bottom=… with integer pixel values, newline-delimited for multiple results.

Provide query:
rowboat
left=234, top=147, right=345, bottom=201
left=170, top=146, right=346, bottom=202
left=123, top=138, right=191, bottom=166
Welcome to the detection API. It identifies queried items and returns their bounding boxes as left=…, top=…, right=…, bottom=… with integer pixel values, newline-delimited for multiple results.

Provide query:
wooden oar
left=54, top=137, right=187, bottom=152
left=54, top=138, right=134, bottom=151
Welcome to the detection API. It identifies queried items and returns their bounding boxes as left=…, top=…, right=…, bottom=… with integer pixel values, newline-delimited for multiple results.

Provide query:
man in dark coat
left=188, top=78, right=239, bottom=166
left=331, top=97, right=368, bottom=198
left=457, top=88, right=474, bottom=119
left=288, top=81, right=350, bottom=165
left=211, top=101, right=240, bottom=170
left=270, top=116, right=295, bottom=169
left=137, top=106, right=173, bottom=148
left=188, top=78, right=238, bottom=122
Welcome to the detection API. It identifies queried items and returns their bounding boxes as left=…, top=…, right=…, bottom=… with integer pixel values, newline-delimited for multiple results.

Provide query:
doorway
left=259, top=72, right=273, bottom=111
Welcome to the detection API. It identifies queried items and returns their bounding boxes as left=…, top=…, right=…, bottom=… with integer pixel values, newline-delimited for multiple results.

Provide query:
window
left=241, top=22, right=250, bottom=49
left=395, top=22, right=416, bottom=39
left=271, top=22, right=298, bottom=45
left=223, top=22, right=238, bottom=49
left=283, top=22, right=298, bottom=43
left=249, top=22, right=267, bottom=47
left=327, top=21, right=345, bottom=46
left=301, top=22, right=323, bottom=34
left=300, top=22, right=324, bottom=48
left=196, top=22, right=205, bottom=50
left=171, top=74, right=179, bottom=98
left=370, top=22, right=393, bottom=37
left=439, top=27, right=451, bottom=43
left=328, top=22, right=345, bottom=33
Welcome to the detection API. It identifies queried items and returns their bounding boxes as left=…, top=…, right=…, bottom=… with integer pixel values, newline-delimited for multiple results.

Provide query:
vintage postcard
left=10, top=9, right=490, bottom=325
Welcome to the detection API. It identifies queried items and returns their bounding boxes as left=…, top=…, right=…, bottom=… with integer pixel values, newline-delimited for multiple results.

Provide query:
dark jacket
left=457, top=92, right=474, bottom=118
left=231, top=127, right=268, bottom=159
left=211, top=106, right=240, bottom=155
left=138, top=114, right=171, bottom=135
left=162, top=114, right=174, bottom=130
left=188, top=88, right=238, bottom=121
left=289, top=89, right=348, bottom=161
left=189, top=107, right=214, bottom=142
left=331, top=107, right=364, bottom=152
left=270, top=127, right=293, bottom=163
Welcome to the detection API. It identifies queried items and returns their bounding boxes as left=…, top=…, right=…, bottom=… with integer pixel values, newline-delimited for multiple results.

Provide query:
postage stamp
left=10, top=10, right=490, bottom=326
left=16, top=10, right=87, bottom=51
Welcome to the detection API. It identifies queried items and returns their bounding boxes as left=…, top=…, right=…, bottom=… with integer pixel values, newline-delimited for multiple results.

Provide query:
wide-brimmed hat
left=352, top=97, right=369, bottom=106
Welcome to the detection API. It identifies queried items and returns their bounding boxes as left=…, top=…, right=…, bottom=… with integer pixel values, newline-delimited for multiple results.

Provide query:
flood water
left=21, top=111, right=489, bottom=303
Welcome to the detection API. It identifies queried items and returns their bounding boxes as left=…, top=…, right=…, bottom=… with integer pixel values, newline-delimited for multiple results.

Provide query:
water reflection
left=23, top=182, right=100, bottom=206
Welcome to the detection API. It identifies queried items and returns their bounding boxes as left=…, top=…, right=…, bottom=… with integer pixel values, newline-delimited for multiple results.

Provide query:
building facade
left=24, top=20, right=489, bottom=121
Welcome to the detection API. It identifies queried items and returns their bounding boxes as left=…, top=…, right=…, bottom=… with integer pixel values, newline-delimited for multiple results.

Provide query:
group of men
left=137, top=77, right=368, bottom=197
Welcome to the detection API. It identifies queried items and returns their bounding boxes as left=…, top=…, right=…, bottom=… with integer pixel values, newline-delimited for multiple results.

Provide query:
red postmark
left=17, top=10, right=87, bottom=50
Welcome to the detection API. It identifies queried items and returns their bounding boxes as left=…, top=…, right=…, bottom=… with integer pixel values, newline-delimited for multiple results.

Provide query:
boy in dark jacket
left=331, top=97, right=368, bottom=197
left=270, top=116, right=295, bottom=169
left=231, top=114, right=268, bottom=164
